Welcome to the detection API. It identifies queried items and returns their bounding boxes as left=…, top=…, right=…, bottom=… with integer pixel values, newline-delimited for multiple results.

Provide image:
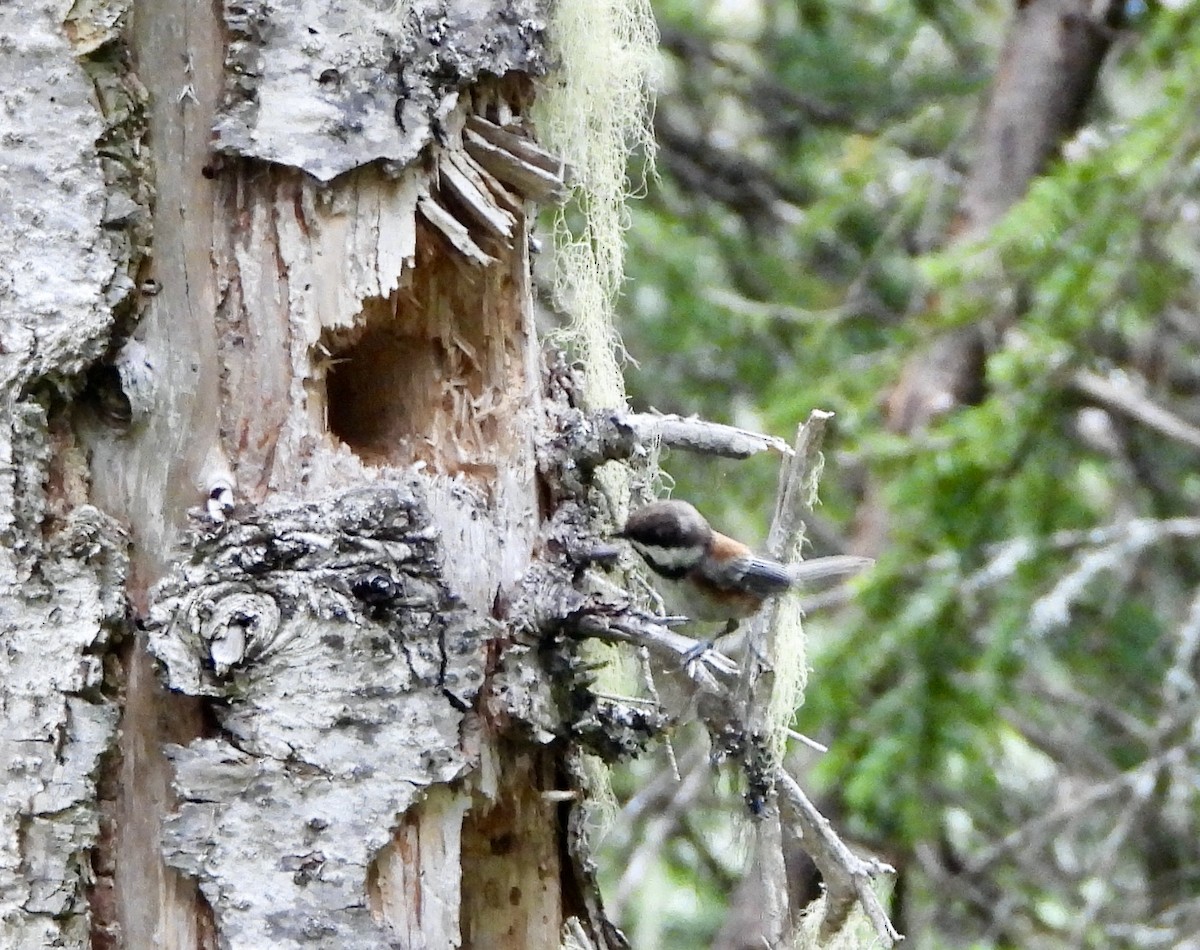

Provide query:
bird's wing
left=716, top=555, right=795, bottom=596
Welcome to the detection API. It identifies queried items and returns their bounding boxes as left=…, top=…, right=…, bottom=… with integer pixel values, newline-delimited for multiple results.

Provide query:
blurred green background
left=594, top=1, right=1200, bottom=947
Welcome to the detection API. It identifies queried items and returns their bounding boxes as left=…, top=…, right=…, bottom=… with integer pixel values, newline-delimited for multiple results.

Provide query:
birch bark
left=0, top=2, right=616, bottom=948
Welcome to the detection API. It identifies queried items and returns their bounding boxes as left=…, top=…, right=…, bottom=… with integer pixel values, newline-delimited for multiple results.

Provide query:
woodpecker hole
left=320, top=222, right=526, bottom=475
left=323, top=303, right=423, bottom=466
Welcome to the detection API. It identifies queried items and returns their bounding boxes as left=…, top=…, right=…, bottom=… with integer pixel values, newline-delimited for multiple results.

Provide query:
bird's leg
left=682, top=619, right=739, bottom=668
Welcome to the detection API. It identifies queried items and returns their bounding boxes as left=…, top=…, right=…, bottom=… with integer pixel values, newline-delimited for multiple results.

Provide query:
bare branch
left=776, top=770, right=901, bottom=946
left=1072, top=368, right=1200, bottom=453
left=744, top=409, right=835, bottom=758
left=1029, top=516, right=1200, bottom=634
left=965, top=748, right=1184, bottom=876
left=539, top=387, right=894, bottom=943
left=565, top=582, right=900, bottom=944
left=594, top=409, right=794, bottom=462
left=958, top=516, right=1200, bottom=602
left=768, top=411, right=832, bottom=553
left=611, top=760, right=710, bottom=918
left=571, top=608, right=739, bottom=689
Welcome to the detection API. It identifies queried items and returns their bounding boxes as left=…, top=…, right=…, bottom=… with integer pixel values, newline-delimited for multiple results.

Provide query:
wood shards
left=417, top=195, right=497, bottom=267
left=419, top=115, right=567, bottom=268
left=463, top=115, right=568, bottom=204
left=438, top=151, right=517, bottom=242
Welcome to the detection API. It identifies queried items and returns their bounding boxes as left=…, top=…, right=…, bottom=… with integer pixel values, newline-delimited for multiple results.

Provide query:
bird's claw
left=682, top=638, right=715, bottom=668
left=682, top=640, right=738, bottom=683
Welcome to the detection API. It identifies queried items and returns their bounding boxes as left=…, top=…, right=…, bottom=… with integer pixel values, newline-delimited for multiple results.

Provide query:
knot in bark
left=191, top=589, right=282, bottom=677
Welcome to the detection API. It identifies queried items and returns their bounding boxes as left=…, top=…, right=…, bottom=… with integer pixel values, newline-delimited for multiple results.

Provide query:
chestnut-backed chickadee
left=619, top=500, right=871, bottom=624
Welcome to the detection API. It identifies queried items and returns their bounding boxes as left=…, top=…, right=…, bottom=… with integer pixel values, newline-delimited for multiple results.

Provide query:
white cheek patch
left=633, top=542, right=701, bottom=572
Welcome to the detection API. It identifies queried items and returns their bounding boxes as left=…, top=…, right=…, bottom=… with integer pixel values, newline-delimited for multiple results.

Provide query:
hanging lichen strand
left=534, top=0, right=658, bottom=412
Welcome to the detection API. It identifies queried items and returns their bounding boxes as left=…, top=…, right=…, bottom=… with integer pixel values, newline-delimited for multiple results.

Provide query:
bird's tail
left=787, top=555, right=874, bottom=586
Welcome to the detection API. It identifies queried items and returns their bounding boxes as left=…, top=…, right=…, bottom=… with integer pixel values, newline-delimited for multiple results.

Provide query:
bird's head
left=619, top=500, right=713, bottom=576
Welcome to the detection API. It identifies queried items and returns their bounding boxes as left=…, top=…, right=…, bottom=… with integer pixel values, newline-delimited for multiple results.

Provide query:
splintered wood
left=418, top=114, right=567, bottom=268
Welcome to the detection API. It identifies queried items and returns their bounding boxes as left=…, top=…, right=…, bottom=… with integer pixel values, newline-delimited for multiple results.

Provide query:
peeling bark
left=1, top=0, right=634, bottom=948
left=215, top=0, right=552, bottom=183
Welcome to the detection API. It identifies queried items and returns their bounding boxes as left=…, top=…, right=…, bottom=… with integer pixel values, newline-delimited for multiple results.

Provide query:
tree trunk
left=1, top=2, right=618, bottom=948
left=883, top=0, right=1124, bottom=438
left=857, top=0, right=1125, bottom=553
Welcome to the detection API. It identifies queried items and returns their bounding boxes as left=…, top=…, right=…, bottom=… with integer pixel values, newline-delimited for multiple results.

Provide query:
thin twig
left=960, top=515, right=1200, bottom=597
left=786, top=729, right=828, bottom=754
left=572, top=583, right=899, bottom=944
left=556, top=399, right=897, bottom=944
left=743, top=410, right=834, bottom=750
left=736, top=412, right=834, bottom=947
left=768, top=410, right=832, bottom=554
left=741, top=411, right=834, bottom=705
left=635, top=645, right=681, bottom=781
left=573, top=610, right=739, bottom=690
left=965, top=747, right=1184, bottom=875
left=611, top=759, right=710, bottom=917
left=703, top=287, right=853, bottom=324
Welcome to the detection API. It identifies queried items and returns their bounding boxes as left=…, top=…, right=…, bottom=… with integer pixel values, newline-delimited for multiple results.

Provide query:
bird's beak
left=576, top=542, right=623, bottom=566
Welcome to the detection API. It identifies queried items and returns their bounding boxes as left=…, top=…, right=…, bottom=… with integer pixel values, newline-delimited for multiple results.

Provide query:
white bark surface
left=0, top=4, right=119, bottom=381
left=0, top=2, right=127, bottom=945
left=216, top=0, right=551, bottom=182
left=0, top=0, right=637, bottom=945
left=147, top=485, right=484, bottom=948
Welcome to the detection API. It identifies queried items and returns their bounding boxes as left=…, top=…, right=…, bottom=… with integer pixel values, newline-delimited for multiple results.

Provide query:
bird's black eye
left=639, top=522, right=684, bottom=546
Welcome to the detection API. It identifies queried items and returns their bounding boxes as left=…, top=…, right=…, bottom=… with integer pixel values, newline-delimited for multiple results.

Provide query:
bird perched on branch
left=619, top=500, right=871, bottom=624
